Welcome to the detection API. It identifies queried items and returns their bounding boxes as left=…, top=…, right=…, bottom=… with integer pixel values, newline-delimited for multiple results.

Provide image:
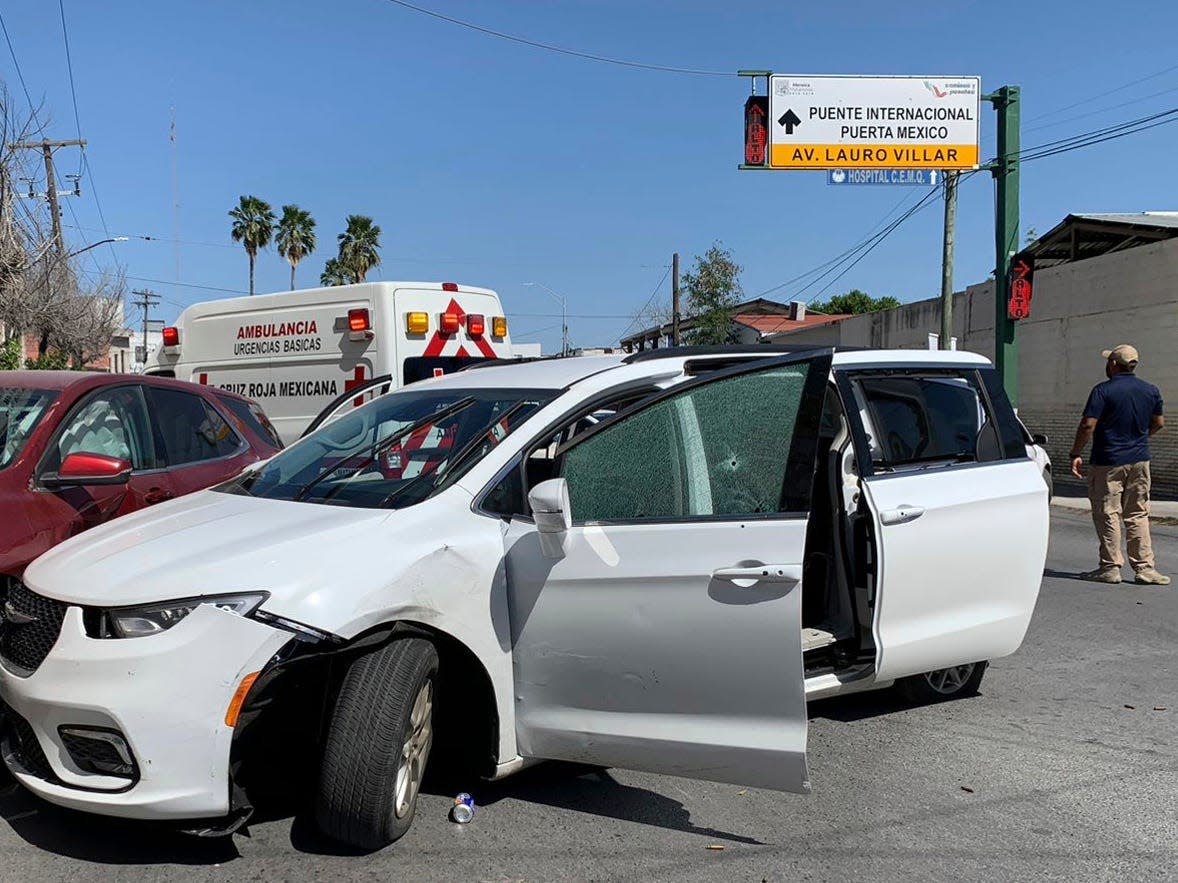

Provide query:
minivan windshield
left=0, top=387, right=57, bottom=469
left=220, top=386, right=554, bottom=509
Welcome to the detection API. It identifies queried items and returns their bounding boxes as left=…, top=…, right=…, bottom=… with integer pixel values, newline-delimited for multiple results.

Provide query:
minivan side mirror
left=528, top=478, right=571, bottom=558
left=42, top=452, right=133, bottom=488
left=1031, top=433, right=1049, bottom=446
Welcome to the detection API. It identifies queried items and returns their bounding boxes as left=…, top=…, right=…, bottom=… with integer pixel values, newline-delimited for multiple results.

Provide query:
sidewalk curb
left=1051, top=498, right=1178, bottom=525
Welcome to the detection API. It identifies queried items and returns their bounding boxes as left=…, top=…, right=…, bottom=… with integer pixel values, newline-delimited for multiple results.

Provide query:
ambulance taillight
left=491, top=316, right=508, bottom=338
left=347, top=308, right=370, bottom=332
left=347, top=308, right=373, bottom=342
left=406, top=311, right=430, bottom=334
left=162, top=326, right=180, bottom=347
left=466, top=314, right=485, bottom=336
left=440, top=310, right=461, bottom=334
left=442, top=282, right=459, bottom=292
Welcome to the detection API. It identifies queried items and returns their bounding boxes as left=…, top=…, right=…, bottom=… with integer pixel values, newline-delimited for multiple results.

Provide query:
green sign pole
left=988, top=85, right=1020, bottom=405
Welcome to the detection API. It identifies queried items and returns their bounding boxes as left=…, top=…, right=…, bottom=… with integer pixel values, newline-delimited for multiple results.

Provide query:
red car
left=0, top=371, right=282, bottom=579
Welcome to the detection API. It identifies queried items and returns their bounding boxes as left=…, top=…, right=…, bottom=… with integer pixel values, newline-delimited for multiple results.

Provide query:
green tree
left=337, top=215, right=382, bottom=283
left=1, top=336, right=21, bottom=370
left=275, top=204, right=317, bottom=290
left=320, top=257, right=353, bottom=287
left=229, top=195, right=276, bottom=296
left=809, top=289, right=900, bottom=315
left=682, top=242, right=742, bottom=345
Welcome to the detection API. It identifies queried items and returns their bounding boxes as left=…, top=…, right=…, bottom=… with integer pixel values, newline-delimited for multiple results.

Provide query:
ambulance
left=146, top=281, right=513, bottom=444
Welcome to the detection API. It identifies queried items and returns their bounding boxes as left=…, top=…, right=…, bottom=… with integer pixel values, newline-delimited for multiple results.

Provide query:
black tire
left=314, top=637, right=439, bottom=851
left=896, top=661, right=988, bottom=703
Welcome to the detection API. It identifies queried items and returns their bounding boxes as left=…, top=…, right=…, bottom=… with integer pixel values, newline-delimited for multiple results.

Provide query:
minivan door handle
left=144, top=488, right=174, bottom=505
left=880, top=505, right=925, bottom=525
left=712, top=564, right=803, bottom=584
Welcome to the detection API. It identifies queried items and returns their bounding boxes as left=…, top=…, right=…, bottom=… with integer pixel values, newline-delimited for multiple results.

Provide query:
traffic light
left=744, top=96, right=768, bottom=166
left=1007, top=251, right=1034, bottom=320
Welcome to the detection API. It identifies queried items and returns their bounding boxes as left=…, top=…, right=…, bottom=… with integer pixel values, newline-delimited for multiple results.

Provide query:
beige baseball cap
left=1102, top=344, right=1139, bottom=366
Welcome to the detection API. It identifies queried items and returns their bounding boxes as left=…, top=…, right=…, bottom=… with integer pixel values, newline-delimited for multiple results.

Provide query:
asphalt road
left=2, top=510, right=1175, bottom=882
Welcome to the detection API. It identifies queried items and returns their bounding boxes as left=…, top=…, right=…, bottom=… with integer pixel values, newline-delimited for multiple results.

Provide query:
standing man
left=1070, top=344, right=1168, bottom=585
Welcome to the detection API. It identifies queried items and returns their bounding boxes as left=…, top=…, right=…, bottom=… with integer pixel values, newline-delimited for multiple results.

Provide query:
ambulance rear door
left=387, top=284, right=512, bottom=386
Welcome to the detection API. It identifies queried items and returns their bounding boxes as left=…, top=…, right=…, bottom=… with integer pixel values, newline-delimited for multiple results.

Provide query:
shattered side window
left=561, top=365, right=809, bottom=522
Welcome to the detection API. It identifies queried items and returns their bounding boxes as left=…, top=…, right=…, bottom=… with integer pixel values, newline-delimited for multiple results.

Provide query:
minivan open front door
left=503, top=351, right=833, bottom=793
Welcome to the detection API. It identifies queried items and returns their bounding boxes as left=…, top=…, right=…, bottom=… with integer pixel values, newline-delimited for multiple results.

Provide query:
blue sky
left=2, top=0, right=1177, bottom=351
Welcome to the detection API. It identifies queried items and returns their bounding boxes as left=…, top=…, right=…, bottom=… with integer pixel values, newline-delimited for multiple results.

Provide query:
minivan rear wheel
left=314, top=637, right=439, bottom=851
left=897, top=661, right=987, bottom=703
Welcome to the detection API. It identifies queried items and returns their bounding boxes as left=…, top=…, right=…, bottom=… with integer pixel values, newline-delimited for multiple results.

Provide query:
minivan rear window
left=0, top=387, right=57, bottom=469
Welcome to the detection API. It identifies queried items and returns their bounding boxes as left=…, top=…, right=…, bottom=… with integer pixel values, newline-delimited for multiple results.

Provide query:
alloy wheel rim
left=394, top=679, right=434, bottom=819
left=922, top=663, right=975, bottom=694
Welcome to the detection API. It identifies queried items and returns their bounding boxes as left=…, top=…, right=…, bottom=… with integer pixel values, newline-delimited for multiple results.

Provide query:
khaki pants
left=1088, top=461, right=1154, bottom=571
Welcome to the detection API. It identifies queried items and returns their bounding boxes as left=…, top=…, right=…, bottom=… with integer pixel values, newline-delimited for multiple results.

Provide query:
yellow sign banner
left=771, top=143, right=978, bottom=170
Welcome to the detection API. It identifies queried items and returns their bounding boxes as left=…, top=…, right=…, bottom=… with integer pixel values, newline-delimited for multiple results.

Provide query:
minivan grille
left=0, top=580, right=67, bottom=674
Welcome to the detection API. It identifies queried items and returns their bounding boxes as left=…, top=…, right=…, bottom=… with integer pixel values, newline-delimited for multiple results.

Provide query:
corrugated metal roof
left=1028, top=212, right=1178, bottom=265
left=1068, top=212, right=1178, bottom=229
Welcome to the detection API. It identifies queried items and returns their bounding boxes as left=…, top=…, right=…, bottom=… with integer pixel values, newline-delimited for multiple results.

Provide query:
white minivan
left=0, top=347, right=1049, bottom=850
left=147, top=281, right=514, bottom=444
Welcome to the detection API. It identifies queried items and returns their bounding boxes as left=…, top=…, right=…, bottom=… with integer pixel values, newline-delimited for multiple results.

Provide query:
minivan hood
left=23, top=490, right=392, bottom=608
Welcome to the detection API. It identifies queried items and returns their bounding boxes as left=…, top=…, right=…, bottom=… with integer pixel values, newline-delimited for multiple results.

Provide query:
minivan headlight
left=104, top=593, right=268, bottom=639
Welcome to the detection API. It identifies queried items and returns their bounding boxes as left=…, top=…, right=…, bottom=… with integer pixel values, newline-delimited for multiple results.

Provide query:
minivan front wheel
left=315, top=637, right=440, bottom=851
left=897, top=661, right=987, bottom=703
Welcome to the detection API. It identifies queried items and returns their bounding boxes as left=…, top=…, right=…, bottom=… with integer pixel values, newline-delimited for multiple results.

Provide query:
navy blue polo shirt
left=1083, top=373, right=1164, bottom=466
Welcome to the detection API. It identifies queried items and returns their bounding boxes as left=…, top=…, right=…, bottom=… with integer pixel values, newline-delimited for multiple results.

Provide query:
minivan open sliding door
left=504, top=350, right=833, bottom=793
left=837, top=365, right=1048, bottom=683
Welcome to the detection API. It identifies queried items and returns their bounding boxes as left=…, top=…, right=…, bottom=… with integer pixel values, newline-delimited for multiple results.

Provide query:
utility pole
left=7, top=138, right=86, bottom=257
left=671, top=252, right=681, bottom=346
left=131, top=288, right=160, bottom=371
left=988, top=86, right=1020, bottom=403
left=939, top=171, right=958, bottom=350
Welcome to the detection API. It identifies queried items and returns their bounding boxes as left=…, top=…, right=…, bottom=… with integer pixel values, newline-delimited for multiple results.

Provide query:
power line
left=57, top=0, right=83, bottom=175
left=0, top=11, right=40, bottom=127
left=616, top=263, right=673, bottom=342
left=1018, top=109, right=1178, bottom=162
left=380, top=0, right=732, bottom=76
left=1024, top=84, right=1178, bottom=134
left=1025, top=63, right=1178, bottom=124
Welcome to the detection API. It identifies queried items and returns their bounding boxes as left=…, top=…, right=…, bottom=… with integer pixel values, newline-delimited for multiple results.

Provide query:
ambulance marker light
left=442, top=282, right=459, bottom=292
left=492, top=316, right=508, bottom=338
left=225, top=671, right=260, bottom=728
left=440, top=310, right=461, bottom=334
left=467, top=314, right=485, bottom=336
left=347, top=308, right=371, bottom=332
left=162, top=326, right=180, bottom=347
left=406, top=311, right=430, bottom=334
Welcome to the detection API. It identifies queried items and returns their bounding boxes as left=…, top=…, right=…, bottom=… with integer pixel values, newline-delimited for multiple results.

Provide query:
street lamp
left=522, top=282, right=568, bottom=357
left=66, top=236, right=129, bottom=260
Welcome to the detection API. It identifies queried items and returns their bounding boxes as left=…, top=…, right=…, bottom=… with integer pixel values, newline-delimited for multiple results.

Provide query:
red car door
left=27, top=383, right=177, bottom=551
left=143, top=385, right=256, bottom=496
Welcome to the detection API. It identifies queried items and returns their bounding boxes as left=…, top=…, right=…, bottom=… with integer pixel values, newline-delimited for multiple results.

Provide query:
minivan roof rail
left=621, top=344, right=858, bottom=364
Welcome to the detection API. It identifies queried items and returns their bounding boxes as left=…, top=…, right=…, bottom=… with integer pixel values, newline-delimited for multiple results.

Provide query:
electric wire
left=57, top=0, right=83, bottom=175
left=1025, top=63, right=1178, bottom=124
left=615, top=263, right=673, bottom=342
left=0, top=11, right=40, bottom=127
left=380, top=0, right=732, bottom=76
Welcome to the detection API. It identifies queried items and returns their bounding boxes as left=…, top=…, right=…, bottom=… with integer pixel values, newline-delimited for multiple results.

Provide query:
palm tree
left=275, top=205, right=317, bottom=290
left=337, top=215, right=382, bottom=283
left=229, top=195, right=276, bottom=295
left=320, top=257, right=353, bottom=287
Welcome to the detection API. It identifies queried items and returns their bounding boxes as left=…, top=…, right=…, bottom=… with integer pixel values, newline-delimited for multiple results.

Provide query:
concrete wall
left=772, top=237, right=1178, bottom=496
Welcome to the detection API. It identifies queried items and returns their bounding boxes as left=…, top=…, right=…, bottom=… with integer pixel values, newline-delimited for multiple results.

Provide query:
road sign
left=769, top=75, right=980, bottom=170
left=827, top=169, right=938, bottom=186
